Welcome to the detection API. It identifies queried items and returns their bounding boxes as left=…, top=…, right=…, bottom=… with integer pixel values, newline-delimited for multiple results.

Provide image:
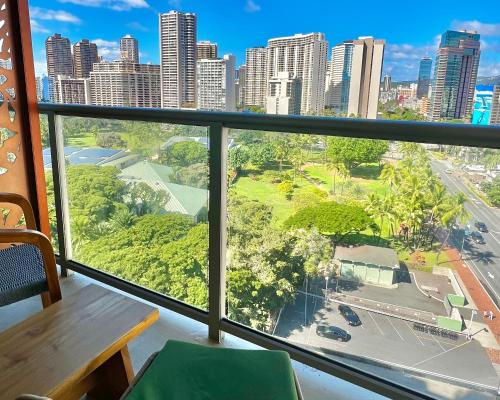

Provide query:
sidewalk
left=328, top=291, right=437, bottom=325
left=446, top=247, right=500, bottom=346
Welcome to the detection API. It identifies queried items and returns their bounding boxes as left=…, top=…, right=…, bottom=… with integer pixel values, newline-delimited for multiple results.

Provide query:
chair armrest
left=0, top=192, right=37, bottom=229
left=0, top=229, right=61, bottom=304
left=16, top=396, right=52, bottom=400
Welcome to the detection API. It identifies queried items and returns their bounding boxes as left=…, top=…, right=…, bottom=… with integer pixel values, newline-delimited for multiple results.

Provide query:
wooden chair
left=0, top=192, right=61, bottom=308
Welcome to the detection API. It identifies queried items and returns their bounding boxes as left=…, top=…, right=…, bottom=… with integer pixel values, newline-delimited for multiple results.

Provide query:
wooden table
left=0, top=284, right=159, bottom=400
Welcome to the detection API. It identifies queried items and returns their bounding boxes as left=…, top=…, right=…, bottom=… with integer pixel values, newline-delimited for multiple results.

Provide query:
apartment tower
left=347, top=37, right=385, bottom=119
left=325, top=40, right=354, bottom=113
left=491, top=86, right=500, bottom=125
left=416, top=57, right=432, bottom=99
left=197, top=55, right=236, bottom=112
left=266, top=71, right=301, bottom=115
left=53, top=76, right=91, bottom=105
left=383, top=75, right=392, bottom=92
left=267, top=33, right=328, bottom=114
left=159, top=11, right=197, bottom=108
left=45, top=33, right=73, bottom=79
left=429, top=30, right=481, bottom=120
left=73, top=39, right=98, bottom=79
left=244, top=47, right=267, bottom=108
left=120, top=35, right=139, bottom=63
left=197, top=41, right=218, bottom=60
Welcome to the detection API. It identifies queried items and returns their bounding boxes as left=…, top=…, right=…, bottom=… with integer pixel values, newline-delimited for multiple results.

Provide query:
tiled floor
left=0, top=272, right=385, bottom=400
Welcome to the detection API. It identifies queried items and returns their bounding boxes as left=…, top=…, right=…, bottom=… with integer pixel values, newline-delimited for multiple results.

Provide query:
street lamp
left=324, top=275, right=329, bottom=304
left=468, top=309, right=477, bottom=340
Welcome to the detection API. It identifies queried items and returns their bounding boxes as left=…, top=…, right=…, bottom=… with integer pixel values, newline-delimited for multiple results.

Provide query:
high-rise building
left=266, top=71, right=301, bottom=115
left=73, top=39, right=99, bottom=79
left=197, top=55, right=236, bottom=112
left=235, top=65, right=246, bottom=108
left=159, top=11, right=197, bottom=109
left=325, top=41, right=354, bottom=113
left=53, top=76, right=91, bottom=105
left=383, top=75, right=392, bottom=92
left=45, top=33, right=73, bottom=79
left=197, top=41, right=218, bottom=60
left=347, top=37, right=385, bottom=119
left=90, top=62, right=161, bottom=108
left=267, top=33, right=328, bottom=114
left=429, top=30, right=481, bottom=121
left=490, top=85, right=500, bottom=125
left=420, top=96, right=431, bottom=116
left=120, top=35, right=139, bottom=63
left=244, top=47, right=267, bottom=108
left=416, top=57, right=432, bottom=99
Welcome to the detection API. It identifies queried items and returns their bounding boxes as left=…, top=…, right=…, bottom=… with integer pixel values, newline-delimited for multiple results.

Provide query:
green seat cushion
left=124, top=340, right=298, bottom=400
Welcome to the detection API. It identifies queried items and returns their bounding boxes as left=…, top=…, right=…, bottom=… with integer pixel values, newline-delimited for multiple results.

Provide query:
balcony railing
left=38, top=102, right=500, bottom=400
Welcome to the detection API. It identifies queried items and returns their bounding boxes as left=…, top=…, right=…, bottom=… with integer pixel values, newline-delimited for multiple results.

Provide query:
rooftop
left=335, top=245, right=400, bottom=269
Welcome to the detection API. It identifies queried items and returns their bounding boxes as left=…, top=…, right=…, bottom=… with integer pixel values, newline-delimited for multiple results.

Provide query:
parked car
left=474, top=221, right=488, bottom=232
left=338, top=305, right=361, bottom=326
left=470, top=231, right=485, bottom=244
left=316, top=325, right=351, bottom=342
left=445, top=169, right=453, bottom=174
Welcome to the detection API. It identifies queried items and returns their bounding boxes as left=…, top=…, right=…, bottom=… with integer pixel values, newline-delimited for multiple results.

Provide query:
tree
left=284, top=201, right=374, bottom=247
left=162, top=141, right=207, bottom=167
left=326, top=137, right=388, bottom=173
left=228, top=146, right=250, bottom=173
left=277, top=181, right=294, bottom=199
left=127, top=182, right=170, bottom=216
left=170, top=163, right=208, bottom=188
left=482, top=177, right=500, bottom=207
left=247, top=143, right=275, bottom=168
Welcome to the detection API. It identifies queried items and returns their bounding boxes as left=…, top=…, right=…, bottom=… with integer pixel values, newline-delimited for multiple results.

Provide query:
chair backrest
left=0, top=193, right=61, bottom=308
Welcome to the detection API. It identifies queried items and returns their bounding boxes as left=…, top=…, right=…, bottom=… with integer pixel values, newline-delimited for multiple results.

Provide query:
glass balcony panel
left=49, top=116, right=209, bottom=310
left=225, top=128, right=500, bottom=399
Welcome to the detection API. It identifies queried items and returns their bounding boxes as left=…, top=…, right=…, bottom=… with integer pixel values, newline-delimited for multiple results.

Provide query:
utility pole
left=467, top=310, right=477, bottom=340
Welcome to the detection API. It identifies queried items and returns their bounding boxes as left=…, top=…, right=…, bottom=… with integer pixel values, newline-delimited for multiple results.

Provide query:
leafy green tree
left=162, top=141, right=207, bottom=167
left=170, top=163, right=208, bottom=188
left=127, top=182, right=170, bottom=216
left=277, top=181, right=294, bottom=199
left=326, top=137, right=388, bottom=173
left=285, top=201, right=374, bottom=247
left=247, top=143, right=275, bottom=168
left=228, top=146, right=250, bottom=173
left=482, top=177, right=500, bottom=207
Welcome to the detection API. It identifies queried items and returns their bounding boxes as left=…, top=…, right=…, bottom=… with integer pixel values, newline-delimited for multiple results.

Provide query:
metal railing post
left=47, top=112, right=73, bottom=276
left=208, top=123, right=228, bottom=342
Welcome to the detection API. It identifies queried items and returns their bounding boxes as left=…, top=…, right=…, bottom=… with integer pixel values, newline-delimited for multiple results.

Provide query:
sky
left=29, top=0, right=500, bottom=82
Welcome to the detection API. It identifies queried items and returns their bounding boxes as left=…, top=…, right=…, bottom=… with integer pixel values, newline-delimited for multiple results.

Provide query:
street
left=431, top=158, right=500, bottom=309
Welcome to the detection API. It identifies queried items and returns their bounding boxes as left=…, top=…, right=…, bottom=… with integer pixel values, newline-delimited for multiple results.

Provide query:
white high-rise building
left=244, top=47, right=267, bottom=108
left=197, top=55, right=236, bottom=112
left=197, top=41, right=218, bottom=60
left=120, top=35, right=139, bottom=63
left=159, top=11, right=197, bottom=109
left=235, top=65, right=246, bottom=108
left=266, top=72, right=301, bottom=115
left=53, top=76, right=91, bottom=105
left=267, top=33, right=328, bottom=114
left=325, top=41, right=354, bottom=113
left=90, top=62, right=161, bottom=108
left=348, top=37, right=385, bottom=119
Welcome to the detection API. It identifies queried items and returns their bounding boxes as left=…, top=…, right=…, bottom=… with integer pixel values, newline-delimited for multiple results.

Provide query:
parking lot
left=274, top=293, right=498, bottom=390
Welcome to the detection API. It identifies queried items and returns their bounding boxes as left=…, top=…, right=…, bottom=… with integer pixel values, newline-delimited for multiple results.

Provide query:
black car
left=470, top=231, right=485, bottom=244
left=338, top=304, right=361, bottom=326
left=474, top=221, right=488, bottom=233
left=316, top=325, right=351, bottom=342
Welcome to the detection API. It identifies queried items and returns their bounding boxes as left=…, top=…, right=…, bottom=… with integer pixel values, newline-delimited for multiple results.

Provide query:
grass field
left=66, top=132, right=97, bottom=147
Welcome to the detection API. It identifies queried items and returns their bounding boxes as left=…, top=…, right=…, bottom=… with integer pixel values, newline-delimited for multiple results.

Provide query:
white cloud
left=244, top=0, right=261, bottom=13
left=92, top=39, right=120, bottom=60
left=478, top=61, right=500, bottom=77
left=168, top=0, right=181, bottom=7
left=30, top=7, right=81, bottom=24
left=451, top=20, right=500, bottom=37
left=57, top=0, right=149, bottom=11
left=127, top=21, right=148, bottom=32
left=30, top=19, right=49, bottom=34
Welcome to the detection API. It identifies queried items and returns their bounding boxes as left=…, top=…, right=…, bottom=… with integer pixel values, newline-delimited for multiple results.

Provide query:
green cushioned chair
left=123, top=340, right=303, bottom=400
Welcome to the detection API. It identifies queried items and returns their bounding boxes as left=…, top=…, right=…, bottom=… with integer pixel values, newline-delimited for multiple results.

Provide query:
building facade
left=45, top=33, right=73, bottom=79
left=347, top=37, right=385, bottom=119
left=325, top=40, right=354, bottom=113
left=488, top=85, right=500, bottom=125
left=244, top=47, right=267, bottom=108
left=197, top=41, right=218, bottom=60
left=120, top=35, right=139, bottom=63
left=159, top=11, right=197, bottom=109
left=73, top=39, right=98, bottom=79
left=266, top=71, right=301, bottom=115
left=267, top=33, right=328, bottom=114
left=383, top=75, right=392, bottom=92
left=53, top=76, right=91, bottom=105
left=429, top=30, right=481, bottom=121
left=235, top=65, right=246, bottom=108
left=416, top=57, right=432, bottom=99
left=197, top=55, right=236, bottom=112
left=90, top=62, right=161, bottom=108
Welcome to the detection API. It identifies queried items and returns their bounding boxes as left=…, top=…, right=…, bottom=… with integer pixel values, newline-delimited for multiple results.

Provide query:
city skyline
left=29, top=0, right=499, bottom=81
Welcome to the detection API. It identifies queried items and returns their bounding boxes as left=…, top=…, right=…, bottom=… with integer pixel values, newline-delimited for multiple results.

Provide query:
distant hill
left=477, top=75, right=500, bottom=86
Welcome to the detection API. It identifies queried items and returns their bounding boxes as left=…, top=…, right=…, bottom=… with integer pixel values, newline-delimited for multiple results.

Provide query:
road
left=431, top=158, right=500, bottom=309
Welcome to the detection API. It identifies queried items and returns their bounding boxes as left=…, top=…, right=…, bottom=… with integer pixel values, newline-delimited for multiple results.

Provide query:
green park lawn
left=66, top=132, right=97, bottom=147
